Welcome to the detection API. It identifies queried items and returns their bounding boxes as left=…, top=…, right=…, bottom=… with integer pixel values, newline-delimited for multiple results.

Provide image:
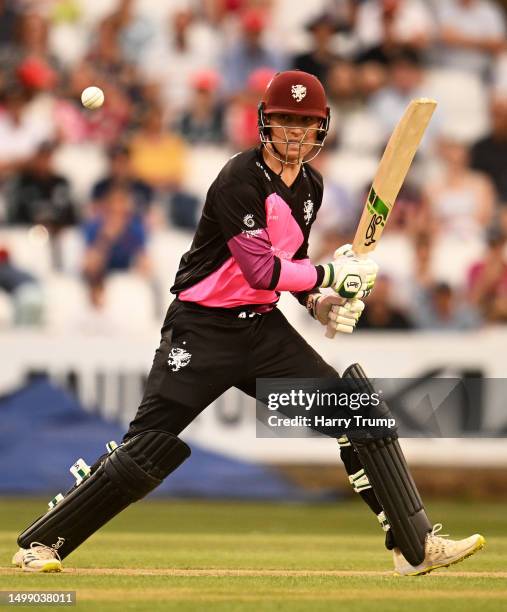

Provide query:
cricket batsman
left=13, top=70, right=484, bottom=575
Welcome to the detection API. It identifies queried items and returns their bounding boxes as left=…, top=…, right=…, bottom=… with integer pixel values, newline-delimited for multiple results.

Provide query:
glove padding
left=327, top=298, right=365, bottom=334
left=320, top=244, right=377, bottom=299
left=311, top=293, right=365, bottom=334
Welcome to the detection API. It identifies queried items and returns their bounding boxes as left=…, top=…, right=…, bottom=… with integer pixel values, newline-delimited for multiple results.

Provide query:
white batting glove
left=319, top=243, right=378, bottom=299
left=327, top=298, right=365, bottom=334
left=307, top=293, right=365, bottom=334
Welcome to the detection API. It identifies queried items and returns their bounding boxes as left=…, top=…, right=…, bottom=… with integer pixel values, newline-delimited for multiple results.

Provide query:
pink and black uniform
left=171, top=147, right=325, bottom=312
left=124, top=147, right=337, bottom=439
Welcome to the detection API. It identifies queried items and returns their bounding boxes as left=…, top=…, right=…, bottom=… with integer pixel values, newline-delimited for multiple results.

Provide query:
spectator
left=16, top=56, right=57, bottom=93
left=385, top=182, right=426, bottom=235
left=82, top=186, right=150, bottom=285
left=0, top=0, right=17, bottom=51
left=129, top=104, right=200, bottom=230
left=226, top=67, right=276, bottom=150
left=354, top=0, right=434, bottom=64
left=356, top=61, right=387, bottom=101
left=54, top=60, right=98, bottom=143
left=413, top=281, right=480, bottom=330
left=87, top=18, right=124, bottom=79
left=0, top=245, right=43, bottom=325
left=435, top=0, right=506, bottom=80
left=14, top=11, right=60, bottom=95
left=221, top=8, right=286, bottom=97
left=91, top=143, right=154, bottom=216
left=17, top=11, right=50, bottom=59
left=46, top=0, right=89, bottom=69
left=55, top=60, right=131, bottom=146
left=327, top=59, right=361, bottom=110
left=368, top=48, right=439, bottom=148
left=0, top=86, right=54, bottom=176
left=326, top=59, right=364, bottom=145
left=141, top=8, right=219, bottom=113
left=470, top=93, right=507, bottom=206
left=468, top=229, right=507, bottom=322
left=309, top=149, right=358, bottom=260
left=412, top=231, right=434, bottom=289
left=109, top=0, right=155, bottom=66
left=292, top=13, right=341, bottom=85
left=358, top=275, right=414, bottom=330
left=177, top=70, right=225, bottom=145
left=425, top=137, right=495, bottom=241
left=0, top=245, right=36, bottom=293
left=5, top=141, right=77, bottom=231
left=129, top=104, right=187, bottom=190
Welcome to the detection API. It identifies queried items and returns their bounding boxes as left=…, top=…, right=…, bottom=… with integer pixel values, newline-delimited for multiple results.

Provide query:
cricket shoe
left=11, top=548, right=26, bottom=568
left=21, top=542, right=62, bottom=573
left=393, top=523, right=485, bottom=576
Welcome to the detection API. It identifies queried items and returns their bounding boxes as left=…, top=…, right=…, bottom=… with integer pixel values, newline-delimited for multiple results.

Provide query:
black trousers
left=124, top=298, right=386, bottom=537
left=124, top=299, right=338, bottom=439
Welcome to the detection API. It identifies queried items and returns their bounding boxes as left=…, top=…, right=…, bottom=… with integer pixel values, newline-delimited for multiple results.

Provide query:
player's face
left=267, top=113, right=321, bottom=163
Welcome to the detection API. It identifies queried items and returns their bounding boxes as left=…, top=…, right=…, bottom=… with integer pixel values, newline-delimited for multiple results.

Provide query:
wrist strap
left=308, top=293, right=323, bottom=319
left=320, top=263, right=334, bottom=288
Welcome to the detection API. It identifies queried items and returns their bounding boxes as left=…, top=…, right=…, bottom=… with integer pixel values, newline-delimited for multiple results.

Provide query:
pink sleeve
left=276, top=259, right=318, bottom=291
left=227, top=232, right=318, bottom=292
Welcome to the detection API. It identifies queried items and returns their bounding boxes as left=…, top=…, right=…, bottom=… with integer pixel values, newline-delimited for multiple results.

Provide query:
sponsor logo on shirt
left=256, top=160, right=271, bottom=181
left=242, top=228, right=264, bottom=238
left=243, top=213, right=255, bottom=228
left=271, top=247, right=293, bottom=260
left=266, top=199, right=278, bottom=222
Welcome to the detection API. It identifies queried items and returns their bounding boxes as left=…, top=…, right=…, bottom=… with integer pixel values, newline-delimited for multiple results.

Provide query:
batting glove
left=319, top=244, right=378, bottom=299
left=327, top=298, right=365, bottom=334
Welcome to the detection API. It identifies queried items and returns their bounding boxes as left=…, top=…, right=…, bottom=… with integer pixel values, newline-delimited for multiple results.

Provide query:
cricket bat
left=326, top=97, right=437, bottom=338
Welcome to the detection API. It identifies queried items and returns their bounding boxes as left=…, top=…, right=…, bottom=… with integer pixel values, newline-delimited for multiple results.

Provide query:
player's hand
left=327, top=298, right=365, bottom=334
left=310, top=293, right=365, bottom=334
left=320, top=243, right=378, bottom=299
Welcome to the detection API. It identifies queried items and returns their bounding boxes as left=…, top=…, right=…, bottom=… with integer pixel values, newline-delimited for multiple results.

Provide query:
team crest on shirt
left=303, top=199, right=314, bottom=225
left=291, top=84, right=307, bottom=102
left=167, top=347, right=192, bottom=372
left=243, top=213, right=255, bottom=228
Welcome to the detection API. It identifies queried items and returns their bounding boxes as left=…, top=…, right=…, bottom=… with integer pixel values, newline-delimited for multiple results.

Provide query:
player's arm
left=290, top=230, right=367, bottom=334
left=305, top=244, right=372, bottom=334
left=215, top=181, right=377, bottom=297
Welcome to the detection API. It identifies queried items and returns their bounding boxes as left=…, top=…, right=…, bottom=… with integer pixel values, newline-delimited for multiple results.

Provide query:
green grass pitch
left=0, top=498, right=505, bottom=611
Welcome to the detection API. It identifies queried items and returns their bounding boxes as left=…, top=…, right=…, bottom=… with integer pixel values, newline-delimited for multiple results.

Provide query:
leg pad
left=18, top=430, right=190, bottom=559
left=344, top=364, right=431, bottom=566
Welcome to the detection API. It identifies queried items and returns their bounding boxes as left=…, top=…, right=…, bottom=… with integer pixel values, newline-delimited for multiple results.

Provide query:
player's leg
left=238, top=307, right=484, bottom=573
left=236, top=308, right=389, bottom=541
left=15, top=300, right=250, bottom=571
left=343, top=363, right=484, bottom=575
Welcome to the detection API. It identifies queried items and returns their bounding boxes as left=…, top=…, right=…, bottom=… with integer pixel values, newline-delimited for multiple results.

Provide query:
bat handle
left=325, top=323, right=336, bottom=339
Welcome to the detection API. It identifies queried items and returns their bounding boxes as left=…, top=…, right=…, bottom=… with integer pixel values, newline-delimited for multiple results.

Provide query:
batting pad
left=344, top=363, right=431, bottom=566
left=18, top=430, right=191, bottom=559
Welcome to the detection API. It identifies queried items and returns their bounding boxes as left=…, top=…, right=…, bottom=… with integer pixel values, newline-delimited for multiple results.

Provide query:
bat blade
left=325, top=98, right=436, bottom=339
left=352, top=98, right=437, bottom=256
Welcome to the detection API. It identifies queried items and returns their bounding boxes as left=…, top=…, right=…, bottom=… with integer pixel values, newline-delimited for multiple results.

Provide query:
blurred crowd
left=0, top=0, right=507, bottom=332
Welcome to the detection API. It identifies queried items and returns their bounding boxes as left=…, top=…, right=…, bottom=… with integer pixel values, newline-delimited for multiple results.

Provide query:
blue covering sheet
left=0, top=378, right=321, bottom=500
